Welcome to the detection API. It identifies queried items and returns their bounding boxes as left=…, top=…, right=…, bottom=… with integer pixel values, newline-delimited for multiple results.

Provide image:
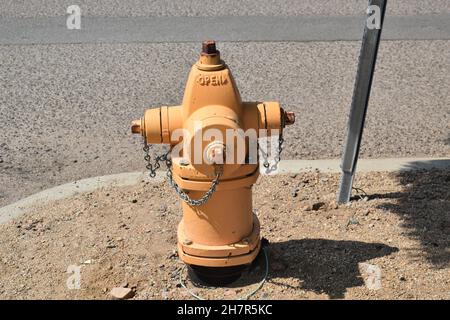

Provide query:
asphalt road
left=0, top=1, right=449, bottom=206
left=1, top=0, right=450, bottom=17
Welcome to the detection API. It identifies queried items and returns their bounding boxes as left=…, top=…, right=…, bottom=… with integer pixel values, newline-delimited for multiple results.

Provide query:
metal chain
left=261, top=135, right=284, bottom=174
left=143, top=132, right=283, bottom=203
left=142, top=143, right=222, bottom=206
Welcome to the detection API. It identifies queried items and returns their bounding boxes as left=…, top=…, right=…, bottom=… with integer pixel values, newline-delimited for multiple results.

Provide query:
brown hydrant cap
left=284, top=111, right=295, bottom=126
left=198, top=40, right=222, bottom=69
left=131, top=120, right=141, bottom=134
left=202, top=40, right=217, bottom=55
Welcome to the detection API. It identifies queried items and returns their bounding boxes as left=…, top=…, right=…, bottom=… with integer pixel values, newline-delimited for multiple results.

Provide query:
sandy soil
left=0, top=170, right=449, bottom=300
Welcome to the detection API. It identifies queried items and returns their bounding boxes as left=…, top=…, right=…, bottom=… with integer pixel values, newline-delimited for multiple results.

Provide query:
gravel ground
left=0, top=170, right=449, bottom=300
left=1, top=0, right=449, bottom=18
left=1, top=40, right=449, bottom=207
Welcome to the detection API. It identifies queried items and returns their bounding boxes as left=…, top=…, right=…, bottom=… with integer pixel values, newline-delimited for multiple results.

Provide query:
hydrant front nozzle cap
left=131, top=120, right=141, bottom=134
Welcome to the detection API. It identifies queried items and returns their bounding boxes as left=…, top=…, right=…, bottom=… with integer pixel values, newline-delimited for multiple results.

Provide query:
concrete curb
left=1, top=157, right=449, bottom=224
left=0, top=171, right=163, bottom=225
left=278, top=157, right=450, bottom=173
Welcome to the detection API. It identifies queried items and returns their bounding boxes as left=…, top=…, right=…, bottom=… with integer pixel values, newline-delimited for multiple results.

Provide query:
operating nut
left=202, top=40, right=218, bottom=55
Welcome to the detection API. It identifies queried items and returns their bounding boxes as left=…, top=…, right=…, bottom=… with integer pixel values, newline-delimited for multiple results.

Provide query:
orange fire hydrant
left=131, top=41, right=294, bottom=284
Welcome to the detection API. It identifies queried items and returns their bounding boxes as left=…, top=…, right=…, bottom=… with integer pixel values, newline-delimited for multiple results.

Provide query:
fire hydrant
left=131, top=41, right=295, bottom=284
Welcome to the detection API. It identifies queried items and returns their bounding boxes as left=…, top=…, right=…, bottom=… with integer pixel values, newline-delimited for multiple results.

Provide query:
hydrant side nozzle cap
left=284, top=111, right=295, bottom=126
left=131, top=119, right=142, bottom=134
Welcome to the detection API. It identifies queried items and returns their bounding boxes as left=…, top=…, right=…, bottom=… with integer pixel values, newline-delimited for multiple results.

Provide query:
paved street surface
left=0, top=1, right=449, bottom=206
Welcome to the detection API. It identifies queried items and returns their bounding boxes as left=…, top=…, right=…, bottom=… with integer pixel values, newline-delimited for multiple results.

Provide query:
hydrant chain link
left=167, top=169, right=221, bottom=207
left=260, top=135, right=284, bottom=174
left=143, top=142, right=221, bottom=206
left=143, top=144, right=160, bottom=178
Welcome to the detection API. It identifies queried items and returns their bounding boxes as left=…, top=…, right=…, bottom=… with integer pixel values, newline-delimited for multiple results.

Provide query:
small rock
left=291, top=187, right=299, bottom=198
left=110, top=287, right=135, bottom=300
left=314, top=202, right=325, bottom=210
left=260, top=292, right=269, bottom=299
left=130, top=199, right=138, bottom=204
left=161, top=289, right=169, bottom=300
left=224, top=289, right=236, bottom=297
left=83, top=259, right=93, bottom=265
left=399, top=276, right=407, bottom=281
left=167, top=250, right=178, bottom=259
left=327, top=201, right=339, bottom=210
left=289, top=173, right=297, bottom=179
left=348, top=217, right=359, bottom=225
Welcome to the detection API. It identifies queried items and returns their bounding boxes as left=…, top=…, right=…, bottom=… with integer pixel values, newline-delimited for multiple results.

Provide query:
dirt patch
left=0, top=170, right=449, bottom=300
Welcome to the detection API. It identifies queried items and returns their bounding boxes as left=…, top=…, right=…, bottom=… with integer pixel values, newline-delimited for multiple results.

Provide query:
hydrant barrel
left=131, top=41, right=295, bottom=285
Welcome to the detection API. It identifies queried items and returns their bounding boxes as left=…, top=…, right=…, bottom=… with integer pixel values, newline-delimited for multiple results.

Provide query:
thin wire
left=179, top=247, right=269, bottom=300
left=352, top=186, right=368, bottom=200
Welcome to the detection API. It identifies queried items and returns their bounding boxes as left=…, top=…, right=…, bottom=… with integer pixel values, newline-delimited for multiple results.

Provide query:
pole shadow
left=376, top=164, right=450, bottom=268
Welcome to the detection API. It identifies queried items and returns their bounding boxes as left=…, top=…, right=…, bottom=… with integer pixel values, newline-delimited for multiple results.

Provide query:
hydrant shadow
left=263, top=238, right=398, bottom=299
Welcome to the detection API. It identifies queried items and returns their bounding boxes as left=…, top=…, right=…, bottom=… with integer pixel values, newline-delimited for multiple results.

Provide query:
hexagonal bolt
left=202, top=40, right=217, bottom=55
left=179, top=158, right=190, bottom=166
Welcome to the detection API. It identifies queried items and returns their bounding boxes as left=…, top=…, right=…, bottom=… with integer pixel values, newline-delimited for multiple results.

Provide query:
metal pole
left=337, top=0, right=387, bottom=203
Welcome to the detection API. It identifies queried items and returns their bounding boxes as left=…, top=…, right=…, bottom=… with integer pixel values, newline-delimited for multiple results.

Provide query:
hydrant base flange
left=177, top=215, right=261, bottom=268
